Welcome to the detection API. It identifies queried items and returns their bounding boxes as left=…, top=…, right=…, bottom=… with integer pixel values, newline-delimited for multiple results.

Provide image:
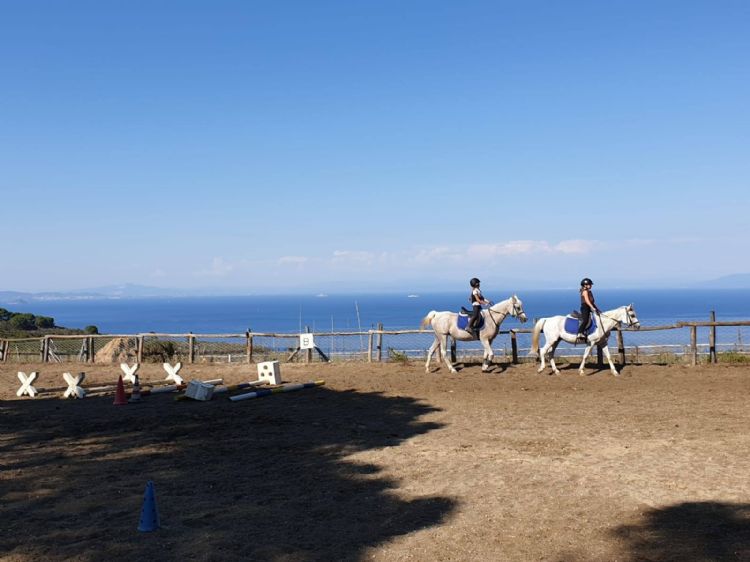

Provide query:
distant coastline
left=3, top=273, right=750, bottom=303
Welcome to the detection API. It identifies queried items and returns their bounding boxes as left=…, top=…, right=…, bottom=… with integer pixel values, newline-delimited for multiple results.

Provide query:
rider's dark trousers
left=578, top=304, right=591, bottom=335
left=469, top=304, right=482, bottom=331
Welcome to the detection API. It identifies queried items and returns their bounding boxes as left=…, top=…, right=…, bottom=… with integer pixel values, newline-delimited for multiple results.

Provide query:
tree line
left=0, top=307, right=98, bottom=337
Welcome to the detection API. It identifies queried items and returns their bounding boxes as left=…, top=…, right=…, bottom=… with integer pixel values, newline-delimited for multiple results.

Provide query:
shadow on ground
left=0, top=386, right=454, bottom=561
left=612, top=501, right=750, bottom=561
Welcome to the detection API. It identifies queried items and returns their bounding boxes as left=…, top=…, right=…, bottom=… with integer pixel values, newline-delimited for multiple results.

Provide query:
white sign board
left=299, top=333, right=315, bottom=350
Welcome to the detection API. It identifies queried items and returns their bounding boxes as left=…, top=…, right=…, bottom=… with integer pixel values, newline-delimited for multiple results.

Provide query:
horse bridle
left=487, top=298, right=522, bottom=325
left=601, top=306, right=636, bottom=327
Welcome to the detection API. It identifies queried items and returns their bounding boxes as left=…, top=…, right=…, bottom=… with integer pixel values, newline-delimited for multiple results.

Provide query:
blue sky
left=1, top=1, right=748, bottom=293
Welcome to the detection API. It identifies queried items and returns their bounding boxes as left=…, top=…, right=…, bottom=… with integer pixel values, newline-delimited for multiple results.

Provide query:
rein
left=487, top=306, right=507, bottom=327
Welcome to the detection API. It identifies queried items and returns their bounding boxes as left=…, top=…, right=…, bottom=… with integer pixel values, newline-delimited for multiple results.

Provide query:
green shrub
left=716, top=351, right=750, bottom=363
left=9, top=313, right=36, bottom=330
left=84, top=325, right=99, bottom=335
left=143, top=340, right=178, bottom=362
left=388, top=348, right=409, bottom=364
left=34, top=316, right=55, bottom=329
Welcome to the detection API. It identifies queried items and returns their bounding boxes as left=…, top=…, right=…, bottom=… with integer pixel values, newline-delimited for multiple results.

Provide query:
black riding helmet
left=580, top=278, right=593, bottom=287
left=470, top=278, right=481, bottom=288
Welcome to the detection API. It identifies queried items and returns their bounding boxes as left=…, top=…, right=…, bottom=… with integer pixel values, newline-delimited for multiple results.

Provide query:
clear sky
left=1, top=1, right=748, bottom=293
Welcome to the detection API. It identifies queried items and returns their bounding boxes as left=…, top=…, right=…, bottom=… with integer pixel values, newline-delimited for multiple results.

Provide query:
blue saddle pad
left=564, top=315, right=597, bottom=336
left=457, top=312, right=485, bottom=331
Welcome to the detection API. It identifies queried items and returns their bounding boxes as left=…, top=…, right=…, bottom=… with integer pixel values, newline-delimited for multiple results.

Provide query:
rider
left=577, top=278, right=601, bottom=342
left=467, top=278, right=491, bottom=337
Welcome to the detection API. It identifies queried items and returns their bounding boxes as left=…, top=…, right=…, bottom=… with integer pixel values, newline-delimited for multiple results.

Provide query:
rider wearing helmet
left=467, top=278, right=490, bottom=337
left=577, top=278, right=601, bottom=342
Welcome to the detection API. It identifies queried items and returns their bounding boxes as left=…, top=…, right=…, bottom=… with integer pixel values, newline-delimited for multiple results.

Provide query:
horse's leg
left=537, top=339, right=551, bottom=373
left=425, top=338, right=439, bottom=373
left=578, top=343, right=595, bottom=375
left=548, top=340, right=562, bottom=375
left=440, top=334, right=458, bottom=374
left=480, top=337, right=494, bottom=372
left=601, top=344, right=619, bottom=376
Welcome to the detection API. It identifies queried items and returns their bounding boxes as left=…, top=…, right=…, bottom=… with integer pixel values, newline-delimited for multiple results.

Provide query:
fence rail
left=1, top=319, right=749, bottom=366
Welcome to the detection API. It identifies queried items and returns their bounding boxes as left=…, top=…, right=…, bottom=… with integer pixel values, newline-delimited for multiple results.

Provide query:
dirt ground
left=1, top=358, right=749, bottom=561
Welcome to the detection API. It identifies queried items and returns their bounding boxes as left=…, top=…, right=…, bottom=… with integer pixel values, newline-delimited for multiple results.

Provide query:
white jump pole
left=229, top=380, right=325, bottom=402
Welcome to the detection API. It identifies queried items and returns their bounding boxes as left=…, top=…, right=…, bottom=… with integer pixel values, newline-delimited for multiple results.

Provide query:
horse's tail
left=529, top=318, right=546, bottom=358
left=420, top=311, right=437, bottom=329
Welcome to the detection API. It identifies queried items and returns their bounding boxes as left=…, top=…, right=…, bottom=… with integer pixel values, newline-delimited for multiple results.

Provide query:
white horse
left=530, top=304, right=640, bottom=376
left=421, top=295, right=527, bottom=374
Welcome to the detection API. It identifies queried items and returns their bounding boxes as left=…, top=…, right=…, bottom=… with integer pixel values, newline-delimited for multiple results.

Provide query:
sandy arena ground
left=1, top=358, right=749, bottom=561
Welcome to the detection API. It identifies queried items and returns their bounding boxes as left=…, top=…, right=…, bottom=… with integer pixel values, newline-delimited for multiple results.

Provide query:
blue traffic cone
left=137, top=480, right=160, bottom=532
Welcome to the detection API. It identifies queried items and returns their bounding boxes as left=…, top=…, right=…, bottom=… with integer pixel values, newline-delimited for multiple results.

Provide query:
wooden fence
left=1, top=319, right=749, bottom=366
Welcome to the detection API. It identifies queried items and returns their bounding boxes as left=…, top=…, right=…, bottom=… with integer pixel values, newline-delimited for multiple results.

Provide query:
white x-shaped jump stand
left=16, top=372, right=39, bottom=398
left=63, top=372, right=86, bottom=399
left=163, top=362, right=183, bottom=385
left=120, top=363, right=140, bottom=384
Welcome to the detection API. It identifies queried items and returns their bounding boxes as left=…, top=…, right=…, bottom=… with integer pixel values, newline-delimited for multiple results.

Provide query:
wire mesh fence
left=1, top=322, right=749, bottom=365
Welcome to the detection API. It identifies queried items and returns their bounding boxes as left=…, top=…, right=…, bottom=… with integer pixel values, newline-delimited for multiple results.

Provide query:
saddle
left=457, top=308, right=485, bottom=334
left=563, top=313, right=596, bottom=337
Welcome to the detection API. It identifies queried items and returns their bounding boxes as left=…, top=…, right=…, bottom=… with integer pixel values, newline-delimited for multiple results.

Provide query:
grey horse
left=421, top=295, right=527, bottom=373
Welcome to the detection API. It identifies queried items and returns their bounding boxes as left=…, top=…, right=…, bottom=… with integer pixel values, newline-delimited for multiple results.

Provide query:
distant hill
left=695, top=273, right=750, bottom=289
left=0, top=283, right=185, bottom=303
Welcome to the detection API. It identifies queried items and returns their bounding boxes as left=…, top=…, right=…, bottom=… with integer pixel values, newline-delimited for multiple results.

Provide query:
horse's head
left=624, top=303, right=640, bottom=329
left=511, top=294, right=528, bottom=323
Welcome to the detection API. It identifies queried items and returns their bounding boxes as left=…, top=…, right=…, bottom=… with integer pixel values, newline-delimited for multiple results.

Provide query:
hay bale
left=95, top=337, right=136, bottom=363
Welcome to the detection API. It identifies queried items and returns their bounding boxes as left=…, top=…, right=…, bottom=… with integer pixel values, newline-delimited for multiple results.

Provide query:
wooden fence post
left=305, top=326, right=312, bottom=364
left=89, top=336, right=95, bottom=363
left=690, top=325, right=697, bottom=366
left=246, top=330, right=253, bottom=364
left=40, top=337, right=47, bottom=363
left=0, top=339, right=5, bottom=362
left=367, top=331, right=373, bottom=362
left=376, top=323, right=383, bottom=362
left=137, top=335, right=144, bottom=363
left=616, top=328, right=625, bottom=367
left=188, top=333, right=195, bottom=364
left=709, top=311, right=716, bottom=364
left=510, top=330, right=518, bottom=364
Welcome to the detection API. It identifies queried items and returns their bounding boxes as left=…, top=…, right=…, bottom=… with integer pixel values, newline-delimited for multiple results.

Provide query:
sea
left=6, top=289, right=750, bottom=335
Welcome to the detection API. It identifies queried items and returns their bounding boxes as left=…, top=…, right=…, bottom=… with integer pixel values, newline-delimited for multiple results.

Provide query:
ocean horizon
left=3, top=288, right=750, bottom=335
